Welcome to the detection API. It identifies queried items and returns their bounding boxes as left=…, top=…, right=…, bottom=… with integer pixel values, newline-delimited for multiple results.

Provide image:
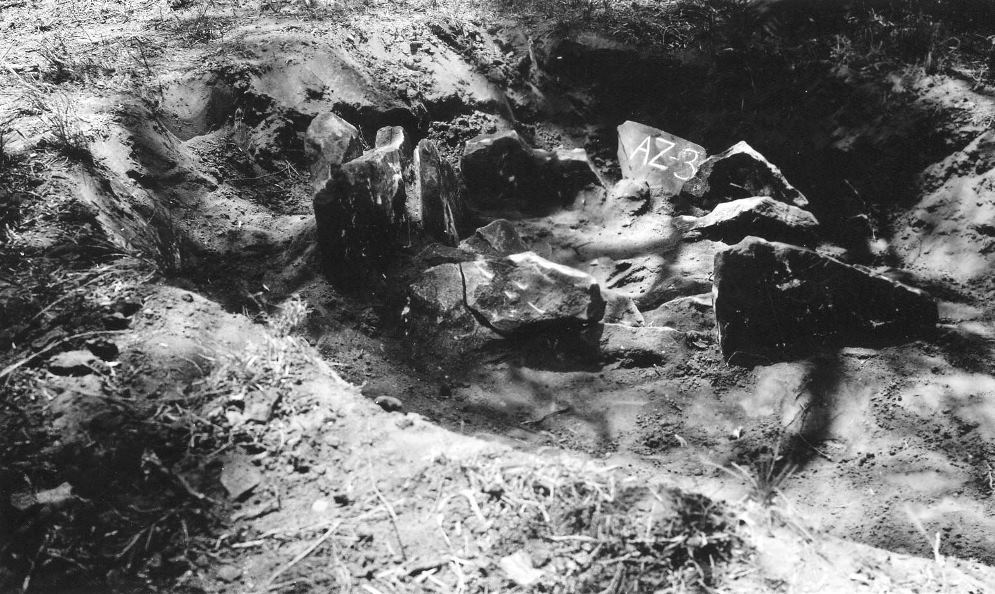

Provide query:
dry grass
left=267, top=294, right=312, bottom=336
left=258, top=453, right=747, bottom=593
left=35, top=32, right=116, bottom=85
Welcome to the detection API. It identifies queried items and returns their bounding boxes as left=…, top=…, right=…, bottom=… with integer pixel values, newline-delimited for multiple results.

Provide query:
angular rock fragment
left=602, top=290, right=645, bottom=326
left=552, top=147, right=604, bottom=205
left=688, top=196, right=819, bottom=246
left=220, top=452, right=262, bottom=500
left=462, top=252, right=605, bottom=335
left=459, top=219, right=528, bottom=258
left=409, top=139, right=470, bottom=245
left=597, top=324, right=686, bottom=366
left=304, top=112, right=364, bottom=190
left=462, top=130, right=555, bottom=214
left=461, top=131, right=603, bottom=214
left=643, top=293, right=713, bottom=333
left=499, top=550, right=544, bottom=587
left=617, top=121, right=706, bottom=194
left=375, top=125, right=411, bottom=156
left=244, top=389, right=279, bottom=423
left=374, top=395, right=403, bottom=413
left=680, top=141, right=808, bottom=209
left=713, top=237, right=937, bottom=361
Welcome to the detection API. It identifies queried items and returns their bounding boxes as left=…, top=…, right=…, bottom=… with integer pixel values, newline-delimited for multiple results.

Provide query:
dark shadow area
left=497, top=0, right=995, bottom=260
left=782, top=352, right=845, bottom=470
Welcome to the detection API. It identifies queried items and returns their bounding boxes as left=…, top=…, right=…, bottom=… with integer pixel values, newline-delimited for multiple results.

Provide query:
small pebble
left=374, top=395, right=403, bottom=413
left=217, top=565, right=241, bottom=583
left=312, top=499, right=330, bottom=513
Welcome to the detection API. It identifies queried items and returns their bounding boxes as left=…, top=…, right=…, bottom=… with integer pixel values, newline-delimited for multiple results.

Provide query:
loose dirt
left=3, top=0, right=995, bottom=592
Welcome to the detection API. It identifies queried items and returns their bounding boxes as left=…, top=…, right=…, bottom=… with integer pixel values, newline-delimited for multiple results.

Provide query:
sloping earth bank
left=2, top=0, right=995, bottom=592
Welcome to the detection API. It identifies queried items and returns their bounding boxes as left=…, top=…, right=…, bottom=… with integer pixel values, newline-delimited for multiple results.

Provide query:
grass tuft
left=32, top=93, right=92, bottom=162
left=267, top=294, right=311, bottom=336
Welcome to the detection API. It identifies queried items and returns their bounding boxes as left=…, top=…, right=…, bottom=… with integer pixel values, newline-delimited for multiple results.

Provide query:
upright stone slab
left=409, top=139, right=469, bottom=246
left=680, top=141, right=808, bottom=210
left=617, top=121, right=706, bottom=195
left=713, top=236, right=937, bottom=362
left=304, top=112, right=363, bottom=191
left=375, top=126, right=413, bottom=169
left=313, top=148, right=404, bottom=264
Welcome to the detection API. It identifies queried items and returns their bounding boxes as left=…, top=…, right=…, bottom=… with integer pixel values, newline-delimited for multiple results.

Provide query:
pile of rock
left=309, top=112, right=937, bottom=365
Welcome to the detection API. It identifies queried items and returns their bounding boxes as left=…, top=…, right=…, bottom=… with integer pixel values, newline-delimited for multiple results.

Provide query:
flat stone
left=415, top=244, right=475, bottom=268
left=598, top=324, right=687, bottom=366
left=48, top=350, right=99, bottom=376
left=460, top=220, right=528, bottom=257
left=463, top=252, right=605, bottom=335
left=244, top=389, right=279, bottom=423
left=409, top=139, right=470, bottom=245
left=409, top=263, right=472, bottom=320
left=220, top=453, right=262, bottom=501
left=643, top=293, right=714, bottom=333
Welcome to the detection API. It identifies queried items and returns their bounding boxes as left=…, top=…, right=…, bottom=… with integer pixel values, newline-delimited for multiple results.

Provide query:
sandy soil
left=2, top=0, right=995, bottom=592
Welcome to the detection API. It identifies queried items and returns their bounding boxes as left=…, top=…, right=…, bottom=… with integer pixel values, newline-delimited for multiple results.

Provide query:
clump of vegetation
left=270, top=454, right=748, bottom=592
left=34, top=93, right=92, bottom=162
left=716, top=440, right=797, bottom=508
left=152, top=1, right=238, bottom=45
left=482, top=461, right=743, bottom=592
left=267, top=294, right=312, bottom=336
